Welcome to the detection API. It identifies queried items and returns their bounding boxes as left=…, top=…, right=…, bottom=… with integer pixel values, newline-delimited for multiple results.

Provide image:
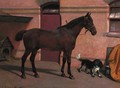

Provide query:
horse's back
left=23, top=28, right=61, bottom=50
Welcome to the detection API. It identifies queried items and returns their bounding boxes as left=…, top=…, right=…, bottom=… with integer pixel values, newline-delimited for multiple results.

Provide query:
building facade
left=0, top=0, right=119, bottom=67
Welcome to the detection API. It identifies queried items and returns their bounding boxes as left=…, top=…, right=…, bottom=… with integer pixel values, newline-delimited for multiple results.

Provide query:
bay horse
left=15, top=12, right=97, bottom=79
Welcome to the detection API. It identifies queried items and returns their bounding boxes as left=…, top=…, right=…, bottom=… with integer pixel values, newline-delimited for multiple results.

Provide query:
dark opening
left=41, top=2, right=60, bottom=14
left=3, top=48, right=9, bottom=56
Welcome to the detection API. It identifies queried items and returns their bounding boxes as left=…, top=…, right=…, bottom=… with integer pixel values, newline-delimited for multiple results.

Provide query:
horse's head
left=84, top=12, right=97, bottom=35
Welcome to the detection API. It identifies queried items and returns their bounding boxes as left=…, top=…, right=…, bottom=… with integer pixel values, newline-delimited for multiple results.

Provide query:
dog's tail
left=76, top=54, right=81, bottom=60
left=76, top=54, right=86, bottom=61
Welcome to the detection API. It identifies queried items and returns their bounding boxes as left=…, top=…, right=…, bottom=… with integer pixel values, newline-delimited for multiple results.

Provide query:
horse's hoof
left=61, top=73, right=66, bottom=77
left=34, top=73, right=39, bottom=78
left=21, top=74, right=26, bottom=79
left=69, top=75, right=75, bottom=80
left=69, top=74, right=75, bottom=79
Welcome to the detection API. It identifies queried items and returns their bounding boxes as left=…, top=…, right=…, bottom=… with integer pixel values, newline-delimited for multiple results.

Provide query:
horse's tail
left=15, top=30, right=27, bottom=41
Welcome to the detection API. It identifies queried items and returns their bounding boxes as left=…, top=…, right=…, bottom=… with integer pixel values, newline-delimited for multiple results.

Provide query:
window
left=105, top=1, right=120, bottom=38
left=109, top=2, right=120, bottom=33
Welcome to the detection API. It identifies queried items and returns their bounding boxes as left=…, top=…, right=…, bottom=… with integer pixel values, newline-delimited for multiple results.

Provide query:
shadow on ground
left=0, top=62, right=61, bottom=78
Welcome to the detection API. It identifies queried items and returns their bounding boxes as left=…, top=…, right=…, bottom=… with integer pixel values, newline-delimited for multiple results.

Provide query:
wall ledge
left=103, top=32, right=120, bottom=38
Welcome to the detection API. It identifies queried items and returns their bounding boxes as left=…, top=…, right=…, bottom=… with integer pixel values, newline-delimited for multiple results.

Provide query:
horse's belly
left=38, top=37, right=63, bottom=50
left=40, top=44, right=62, bottom=51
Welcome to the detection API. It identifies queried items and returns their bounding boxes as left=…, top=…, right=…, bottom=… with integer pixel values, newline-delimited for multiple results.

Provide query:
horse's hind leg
left=21, top=50, right=31, bottom=79
left=61, top=52, right=67, bottom=77
left=30, top=50, right=39, bottom=78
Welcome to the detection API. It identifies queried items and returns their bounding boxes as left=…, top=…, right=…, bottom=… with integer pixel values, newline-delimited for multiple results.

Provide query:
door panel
left=41, top=14, right=61, bottom=62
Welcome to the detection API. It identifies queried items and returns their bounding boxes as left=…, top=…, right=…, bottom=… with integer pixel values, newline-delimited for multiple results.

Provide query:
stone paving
left=0, top=59, right=120, bottom=88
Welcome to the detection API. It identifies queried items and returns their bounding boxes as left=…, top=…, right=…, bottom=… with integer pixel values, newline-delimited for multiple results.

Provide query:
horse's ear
left=85, top=12, right=91, bottom=17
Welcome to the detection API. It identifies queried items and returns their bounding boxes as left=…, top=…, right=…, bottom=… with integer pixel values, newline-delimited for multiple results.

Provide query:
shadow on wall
left=0, top=22, right=29, bottom=57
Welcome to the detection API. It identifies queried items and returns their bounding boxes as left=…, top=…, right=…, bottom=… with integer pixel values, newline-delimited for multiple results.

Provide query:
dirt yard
left=0, top=58, right=120, bottom=88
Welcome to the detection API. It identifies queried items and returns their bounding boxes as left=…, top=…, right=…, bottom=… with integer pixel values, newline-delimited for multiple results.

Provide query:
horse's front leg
left=61, top=52, right=67, bottom=77
left=66, top=51, right=75, bottom=79
left=21, top=50, right=31, bottom=79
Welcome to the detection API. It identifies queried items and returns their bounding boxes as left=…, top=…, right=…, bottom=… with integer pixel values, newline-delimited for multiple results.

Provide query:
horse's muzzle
left=91, top=27, right=97, bottom=35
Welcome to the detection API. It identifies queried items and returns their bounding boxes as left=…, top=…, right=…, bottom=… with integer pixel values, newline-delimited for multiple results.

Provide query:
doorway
left=40, top=2, right=61, bottom=63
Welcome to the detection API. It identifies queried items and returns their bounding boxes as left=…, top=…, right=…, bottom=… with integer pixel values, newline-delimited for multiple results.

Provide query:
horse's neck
left=69, top=24, right=84, bottom=39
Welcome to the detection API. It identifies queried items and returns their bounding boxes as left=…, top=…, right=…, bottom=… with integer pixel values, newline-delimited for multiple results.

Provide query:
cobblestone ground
left=0, top=58, right=120, bottom=88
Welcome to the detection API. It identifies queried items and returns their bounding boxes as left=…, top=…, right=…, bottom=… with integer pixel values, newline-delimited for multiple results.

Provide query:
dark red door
left=41, top=14, right=61, bottom=62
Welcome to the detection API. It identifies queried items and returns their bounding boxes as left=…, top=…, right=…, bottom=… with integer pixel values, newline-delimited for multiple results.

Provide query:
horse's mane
left=57, top=16, right=84, bottom=30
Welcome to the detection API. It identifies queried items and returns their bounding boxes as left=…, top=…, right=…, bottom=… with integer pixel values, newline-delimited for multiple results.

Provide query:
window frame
left=104, top=1, right=120, bottom=38
left=109, top=7, right=120, bottom=33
